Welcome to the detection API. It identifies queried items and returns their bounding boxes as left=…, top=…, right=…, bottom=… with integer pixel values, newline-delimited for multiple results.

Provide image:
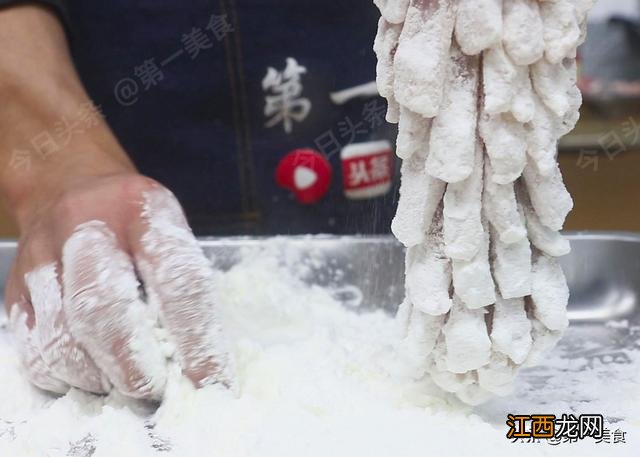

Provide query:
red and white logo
left=275, top=148, right=332, bottom=204
left=341, top=140, right=393, bottom=200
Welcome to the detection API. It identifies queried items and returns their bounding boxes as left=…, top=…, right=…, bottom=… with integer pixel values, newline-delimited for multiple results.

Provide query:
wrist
left=12, top=150, right=136, bottom=231
left=0, top=5, right=138, bottom=233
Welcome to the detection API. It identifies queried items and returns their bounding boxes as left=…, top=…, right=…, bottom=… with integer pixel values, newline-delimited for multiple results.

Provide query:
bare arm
left=0, top=4, right=234, bottom=399
left=0, top=4, right=134, bottom=227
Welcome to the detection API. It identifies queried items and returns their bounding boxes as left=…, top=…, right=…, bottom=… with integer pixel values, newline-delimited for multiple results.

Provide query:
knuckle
left=51, top=190, right=89, bottom=225
left=119, top=174, right=161, bottom=200
left=119, top=375, right=164, bottom=400
left=26, top=367, right=70, bottom=395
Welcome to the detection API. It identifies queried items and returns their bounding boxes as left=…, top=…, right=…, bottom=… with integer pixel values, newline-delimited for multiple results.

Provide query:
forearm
left=0, top=4, right=135, bottom=229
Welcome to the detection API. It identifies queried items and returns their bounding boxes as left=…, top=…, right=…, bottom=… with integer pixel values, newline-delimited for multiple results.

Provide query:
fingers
left=8, top=302, right=69, bottom=394
left=133, top=188, right=235, bottom=390
left=25, top=263, right=108, bottom=394
left=62, top=221, right=167, bottom=400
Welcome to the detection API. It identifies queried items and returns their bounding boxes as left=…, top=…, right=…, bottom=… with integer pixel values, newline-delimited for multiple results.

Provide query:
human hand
left=5, top=173, right=234, bottom=400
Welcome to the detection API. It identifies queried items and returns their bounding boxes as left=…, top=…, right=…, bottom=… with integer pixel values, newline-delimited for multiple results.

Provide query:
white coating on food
left=427, top=45, right=479, bottom=183
left=442, top=142, right=484, bottom=261
left=373, top=0, right=593, bottom=404
left=392, top=0, right=456, bottom=117
left=502, top=0, right=545, bottom=66
left=454, top=0, right=502, bottom=56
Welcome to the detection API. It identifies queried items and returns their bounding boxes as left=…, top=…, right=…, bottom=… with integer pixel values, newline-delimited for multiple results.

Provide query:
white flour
left=0, top=242, right=638, bottom=456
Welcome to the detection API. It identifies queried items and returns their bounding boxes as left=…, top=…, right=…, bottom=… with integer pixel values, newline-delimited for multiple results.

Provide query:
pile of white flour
left=0, top=241, right=637, bottom=456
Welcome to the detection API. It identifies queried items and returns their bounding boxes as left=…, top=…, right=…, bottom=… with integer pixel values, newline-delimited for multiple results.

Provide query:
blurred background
left=0, top=0, right=638, bottom=237
left=558, top=0, right=640, bottom=232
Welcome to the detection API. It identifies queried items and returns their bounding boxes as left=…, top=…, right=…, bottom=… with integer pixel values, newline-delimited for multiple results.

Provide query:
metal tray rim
left=0, top=230, right=636, bottom=247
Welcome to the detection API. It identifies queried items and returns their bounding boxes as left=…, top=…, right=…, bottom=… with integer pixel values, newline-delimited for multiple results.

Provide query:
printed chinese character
left=369, top=154, right=391, bottom=181
left=9, top=149, right=31, bottom=172
left=262, top=58, right=311, bottom=133
left=507, top=415, right=531, bottom=439
left=337, top=116, right=367, bottom=144
left=613, top=429, right=626, bottom=444
left=547, top=435, right=562, bottom=446
left=314, top=130, right=341, bottom=157
left=292, top=151, right=319, bottom=169
left=579, top=414, right=603, bottom=440
left=598, top=131, right=625, bottom=160
left=596, top=428, right=612, bottom=444
left=576, top=149, right=599, bottom=171
left=31, top=131, right=59, bottom=158
left=181, top=27, right=213, bottom=59
left=531, top=415, right=555, bottom=439
left=621, top=116, right=639, bottom=144
left=53, top=115, right=84, bottom=147
left=134, top=59, right=164, bottom=90
left=362, top=99, right=387, bottom=129
left=53, top=102, right=102, bottom=147
left=348, top=160, right=371, bottom=187
left=555, top=413, right=580, bottom=440
left=76, top=102, right=104, bottom=129
left=206, top=14, right=234, bottom=41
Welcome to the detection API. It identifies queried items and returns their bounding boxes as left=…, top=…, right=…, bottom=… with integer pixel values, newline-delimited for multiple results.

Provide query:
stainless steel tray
left=0, top=231, right=638, bottom=425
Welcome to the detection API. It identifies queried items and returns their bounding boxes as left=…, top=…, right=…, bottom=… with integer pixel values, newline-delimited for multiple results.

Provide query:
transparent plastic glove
left=5, top=174, right=234, bottom=400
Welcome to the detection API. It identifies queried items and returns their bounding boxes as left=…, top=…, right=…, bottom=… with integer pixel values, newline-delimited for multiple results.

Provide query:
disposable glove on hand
left=5, top=174, right=234, bottom=400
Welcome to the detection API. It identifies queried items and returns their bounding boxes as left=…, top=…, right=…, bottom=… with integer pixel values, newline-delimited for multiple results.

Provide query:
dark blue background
left=8, top=0, right=401, bottom=234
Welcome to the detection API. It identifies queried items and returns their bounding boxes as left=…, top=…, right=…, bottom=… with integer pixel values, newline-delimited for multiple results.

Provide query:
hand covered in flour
left=0, top=6, right=233, bottom=400
left=4, top=174, right=234, bottom=400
